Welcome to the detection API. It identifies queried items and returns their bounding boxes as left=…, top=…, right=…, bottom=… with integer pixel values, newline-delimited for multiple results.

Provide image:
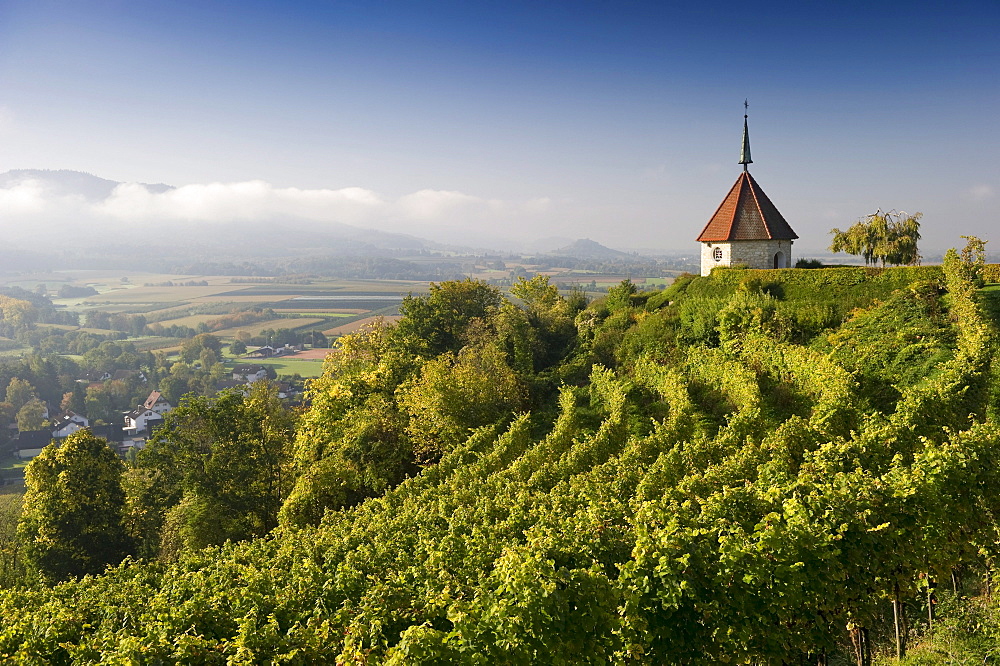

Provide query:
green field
left=126, top=336, right=186, bottom=352
left=271, top=312, right=356, bottom=318
left=1, top=272, right=431, bottom=360
left=234, top=357, right=327, bottom=378
left=210, top=317, right=328, bottom=339
left=640, top=277, right=677, bottom=287
left=150, top=314, right=226, bottom=328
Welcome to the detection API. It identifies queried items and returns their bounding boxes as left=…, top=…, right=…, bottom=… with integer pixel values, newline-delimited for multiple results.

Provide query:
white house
left=123, top=407, right=163, bottom=436
left=51, top=411, right=89, bottom=438
left=696, top=109, right=798, bottom=276
left=233, top=364, right=268, bottom=383
left=122, top=390, right=172, bottom=436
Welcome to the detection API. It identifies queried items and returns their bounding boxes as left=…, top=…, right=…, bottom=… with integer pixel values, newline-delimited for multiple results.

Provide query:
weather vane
left=744, top=99, right=749, bottom=117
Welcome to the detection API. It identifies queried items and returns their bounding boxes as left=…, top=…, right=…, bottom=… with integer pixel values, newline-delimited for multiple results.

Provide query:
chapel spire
left=740, top=99, right=752, bottom=171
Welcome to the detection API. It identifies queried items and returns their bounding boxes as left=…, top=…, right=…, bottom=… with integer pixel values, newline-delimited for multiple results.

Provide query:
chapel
left=696, top=106, right=797, bottom=276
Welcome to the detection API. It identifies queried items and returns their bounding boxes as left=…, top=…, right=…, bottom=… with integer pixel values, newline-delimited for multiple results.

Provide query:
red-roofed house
left=697, top=108, right=798, bottom=275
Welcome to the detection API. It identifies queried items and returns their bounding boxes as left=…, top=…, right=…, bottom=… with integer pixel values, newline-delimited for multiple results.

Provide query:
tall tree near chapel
left=829, top=209, right=922, bottom=267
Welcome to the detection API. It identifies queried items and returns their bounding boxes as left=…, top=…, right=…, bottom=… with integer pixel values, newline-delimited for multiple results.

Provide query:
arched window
left=773, top=251, right=785, bottom=269
left=713, top=247, right=723, bottom=262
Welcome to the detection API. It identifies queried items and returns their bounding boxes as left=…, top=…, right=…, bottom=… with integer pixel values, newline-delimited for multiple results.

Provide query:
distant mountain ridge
left=0, top=169, right=172, bottom=200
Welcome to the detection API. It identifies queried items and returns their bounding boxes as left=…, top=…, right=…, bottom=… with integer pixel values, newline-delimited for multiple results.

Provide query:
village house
left=14, top=422, right=123, bottom=460
left=78, top=370, right=112, bottom=383
left=232, top=364, right=269, bottom=383
left=123, top=406, right=163, bottom=436
left=142, top=390, right=172, bottom=415
left=246, top=344, right=300, bottom=359
left=123, top=390, right=174, bottom=437
left=111, top=369, right=147, bottom=383
left=51, top=410, right=89, bottom=438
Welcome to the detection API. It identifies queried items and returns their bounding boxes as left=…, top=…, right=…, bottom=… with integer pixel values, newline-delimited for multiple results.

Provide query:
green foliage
left=1, top=266, right=999, bottom=663
left=604, top=278, right=638, bottom=312
left=17, top=431, right=130, bottom=582
left=982, top=262, right=1000, bottom=284
left=820, top=281, right=955, bottom=412
left=3, top=377, right=34, bottom=411
left=0, top=494, right=24, bottom=588
left=897, top=592, right=1000, bottom=663
left=960, top=235, right=988, bottom=287
left=395, top=279, right=505, bottom=357
left=283, top=321, right=419, bottom=526
left=400, top=342, right=527, bottom=463
left=179, top=332, right=222, bottom=364
left=509, top=275, right=580, bottom=371
left=830, top=209, right=923, bottom=267
left=130, top=382, right=296, bottom=557
left=15, top=397, right=47, bottom=431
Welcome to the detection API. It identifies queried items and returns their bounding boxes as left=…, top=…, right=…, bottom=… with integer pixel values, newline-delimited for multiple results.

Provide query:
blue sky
left=0, top=0, right=998, bottom=253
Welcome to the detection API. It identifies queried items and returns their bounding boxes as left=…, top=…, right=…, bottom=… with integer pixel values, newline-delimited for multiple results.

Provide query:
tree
left=960, top=235, right=988, bottom=286
left=508, top=275, right=581, bottom=371
left=180, top=333, right=222, bottom=364
left=281, top=320, right=420, bottom=527
left=198, top=347, right=217, bottom=369
left=229, top=339, right=247, bottom=356
left=17, top=431, right=130, bottom=582
left=4, top=377, right=34, bottom=412
left=829, top=209, right=922, bottom=267
left=131, top=382, right=296, bottom=557
left=61, top=381, right=87, bottom=415
left=0, top=295, right=37, bottom=333
left=309, top=331, right=328, bottom=348
left=16, top=398, right=47, bottom=431
left=394, top=279, right=505, bottom=357
left=399, top=343, right=526, bottom=462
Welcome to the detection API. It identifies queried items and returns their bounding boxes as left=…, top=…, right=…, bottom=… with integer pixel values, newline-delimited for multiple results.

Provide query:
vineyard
left=1, top=254, right=999, bottom=663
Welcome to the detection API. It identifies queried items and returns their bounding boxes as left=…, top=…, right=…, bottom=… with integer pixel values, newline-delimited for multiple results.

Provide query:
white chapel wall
left=701, top=239, right=793, bottom=275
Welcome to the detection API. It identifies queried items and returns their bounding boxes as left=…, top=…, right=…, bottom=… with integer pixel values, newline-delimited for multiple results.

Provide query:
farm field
left=272, top=311, right=356, bottom=317
left=0, top=271, right=430, bottom=357
left=232, top=356, right=326, bottom=378
left=145, top=314, right=222, bottom=329
left=127, top=336, right=186, bottom=352
left=323, top=315, right=402, bottom=337
left=210, top=317, right=328, bottom=339
left=0, top=268, right=680, bottom=362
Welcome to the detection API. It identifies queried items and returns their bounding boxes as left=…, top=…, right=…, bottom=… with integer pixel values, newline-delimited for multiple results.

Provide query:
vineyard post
left=850, top=625, right=872, bottom=666
left=926, top=577, right=934, bottom=633
left=892, top=581, right=907, bottom=659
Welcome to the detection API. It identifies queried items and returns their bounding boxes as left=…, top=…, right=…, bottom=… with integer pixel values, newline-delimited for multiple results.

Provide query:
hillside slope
left=1, top=260, right=998, bottom=663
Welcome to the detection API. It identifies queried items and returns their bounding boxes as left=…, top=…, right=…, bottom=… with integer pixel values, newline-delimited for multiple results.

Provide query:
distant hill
left=0, top=169, right=430, bottom=255
left=0, top=169, right=172, bottom=200
left=549, top=238, right=632, bottom=260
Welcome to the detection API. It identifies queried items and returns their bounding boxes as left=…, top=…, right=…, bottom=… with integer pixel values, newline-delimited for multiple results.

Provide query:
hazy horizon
left=1, top=1, right=998, bottom=255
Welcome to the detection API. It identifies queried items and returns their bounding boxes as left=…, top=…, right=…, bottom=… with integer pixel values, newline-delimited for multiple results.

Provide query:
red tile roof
left=696, top=171, right=798, bottom=242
